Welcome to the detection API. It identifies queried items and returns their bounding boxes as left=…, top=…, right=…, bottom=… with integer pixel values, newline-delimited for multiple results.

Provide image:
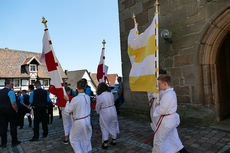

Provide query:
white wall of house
left=82, top=72, right=96, bottom=94
left=114, top=76, right=119, bottom=85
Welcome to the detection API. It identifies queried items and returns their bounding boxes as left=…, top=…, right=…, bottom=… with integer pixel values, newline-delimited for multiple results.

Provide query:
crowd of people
left=0, top=74, right=190, bottom=153
left=0, top=77, right=123, bottom=153
left=60, top=79, right=121, bottom=152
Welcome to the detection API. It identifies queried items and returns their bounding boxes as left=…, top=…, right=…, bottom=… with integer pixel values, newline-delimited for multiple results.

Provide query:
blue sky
left=0, top=0, right=122, bottom=76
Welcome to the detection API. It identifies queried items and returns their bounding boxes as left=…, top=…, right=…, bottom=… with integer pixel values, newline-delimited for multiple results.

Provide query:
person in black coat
left=16, top=91, right=23, bottom=128
left=29, top=81, right=51, bottom=141
left=0, top=79, right=20, bottom=148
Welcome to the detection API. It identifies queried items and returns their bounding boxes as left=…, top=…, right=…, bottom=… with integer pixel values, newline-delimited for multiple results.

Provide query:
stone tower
left=118, top=0, right=230, bottom=122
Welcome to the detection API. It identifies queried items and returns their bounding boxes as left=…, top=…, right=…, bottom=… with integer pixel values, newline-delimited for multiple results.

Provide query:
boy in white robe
left=96, top=83, right=119, bottom=149
left=152, top=75, right=189, bottom=153
left=149, top=69, right=167, bottom=131
left=65, top=80, right=92, bottom=153
left=61, top=87, right=74, bottom=144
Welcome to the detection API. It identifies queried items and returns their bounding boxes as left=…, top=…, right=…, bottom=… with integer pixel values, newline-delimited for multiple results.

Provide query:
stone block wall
left=118, top=0, right=230, bottom=120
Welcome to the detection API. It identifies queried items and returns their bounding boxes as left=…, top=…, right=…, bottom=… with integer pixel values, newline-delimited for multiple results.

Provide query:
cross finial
left=155, top=0, right=160, bottom=6
left=42, top=17, right=48, bottom=29
left=102, top=40, right=106, bottom=48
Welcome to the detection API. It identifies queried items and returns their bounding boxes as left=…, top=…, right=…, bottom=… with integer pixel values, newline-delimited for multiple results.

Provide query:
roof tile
left=0, top=48, right=67, bottom=78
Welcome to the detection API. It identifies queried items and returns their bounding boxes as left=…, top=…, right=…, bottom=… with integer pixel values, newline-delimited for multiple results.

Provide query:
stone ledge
left=120, top=103, right=151, bottom=121
left=178, top=104, right=216, bottom=126
left=120, top=103, right=216, bottom=126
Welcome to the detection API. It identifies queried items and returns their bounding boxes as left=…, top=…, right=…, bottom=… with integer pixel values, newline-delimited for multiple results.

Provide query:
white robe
left=96, top=91, right=119, bottom=142
left=60, top=101, right=72, bottom=136
left=65, top=93, right=92, bottom=153
left=152, top=88, right=184, bottom=153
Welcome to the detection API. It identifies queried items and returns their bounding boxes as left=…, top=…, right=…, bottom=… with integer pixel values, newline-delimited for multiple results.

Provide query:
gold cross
left=102, top=40, right=106, bottom=48
left=42, top=17, right=48, bottom=29
left=155, top=0, right=160, bottom=6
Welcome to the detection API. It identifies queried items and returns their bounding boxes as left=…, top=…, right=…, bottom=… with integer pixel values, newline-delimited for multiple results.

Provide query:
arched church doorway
left=200, top=8, right=230, bottom=121
left=216, top=32, right=230, bottom=119
left=216, top=32, right=230, bottom=120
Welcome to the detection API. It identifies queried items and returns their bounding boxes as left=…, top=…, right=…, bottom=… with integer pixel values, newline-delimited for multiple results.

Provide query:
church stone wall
left=118, top=0, right=230, bottom=121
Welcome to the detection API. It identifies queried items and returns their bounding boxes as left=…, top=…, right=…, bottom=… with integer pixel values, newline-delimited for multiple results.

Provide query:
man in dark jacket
left=0, top=79, right=20, bottom=148
left=29, top=80, right=51, bottom=141
left=16, top=91, right=23, bottom=128
left=19, top=90, right=32, bottom=128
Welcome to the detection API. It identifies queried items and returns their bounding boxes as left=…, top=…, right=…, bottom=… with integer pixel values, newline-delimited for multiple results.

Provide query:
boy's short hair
left=29, top=85, right=34, bottom=90
left=158, top=74, right=171, bottom=86
left=65, top=86, right=71, bottom=92
left=35, top=80, right=41, bottom=85
left=81, top=78, right=87, bottom=87
left=77, top=80, right=86, bottom=90
left=5, top=79, right=12, bottom=86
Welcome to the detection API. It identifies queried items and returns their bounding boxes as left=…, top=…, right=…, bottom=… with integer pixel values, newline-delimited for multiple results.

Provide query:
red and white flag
left=41, top=28, right=67, bottom=107
left=97, top=47, right=108, bottom=83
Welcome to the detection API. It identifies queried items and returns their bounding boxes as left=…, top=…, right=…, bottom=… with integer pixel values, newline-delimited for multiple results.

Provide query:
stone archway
left=200, top=8, right=230, bottom=122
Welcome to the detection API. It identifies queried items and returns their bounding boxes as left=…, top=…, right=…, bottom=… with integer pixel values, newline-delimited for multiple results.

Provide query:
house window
left=21, top=79, right=28, bottom=86
left=30, top=64, right=37, bottom=72
left=44, top=79, right=49, bottom=86
left=40, top=80, right=43, bottom=85
left=14, top=79, right=20, bottom=87
left=0, top=79, right=5, bottom=86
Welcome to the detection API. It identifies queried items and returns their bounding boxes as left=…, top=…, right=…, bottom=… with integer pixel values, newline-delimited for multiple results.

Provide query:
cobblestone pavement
left=1, top=110, right=230, bottom=153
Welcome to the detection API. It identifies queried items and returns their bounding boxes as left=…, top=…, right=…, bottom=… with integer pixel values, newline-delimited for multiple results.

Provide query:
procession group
left=0, top=75, right=191, bottom=153
left=0, top=78, right=122, bottom=153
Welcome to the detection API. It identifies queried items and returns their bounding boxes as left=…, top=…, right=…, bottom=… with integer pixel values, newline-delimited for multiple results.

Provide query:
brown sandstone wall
left=118, top=0, right=230, bottom=121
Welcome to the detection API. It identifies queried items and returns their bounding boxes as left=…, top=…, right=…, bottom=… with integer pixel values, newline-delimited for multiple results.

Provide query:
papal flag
left=128, top=15, right=159, bottom=92
left=41, top=24, right=68, bottom=107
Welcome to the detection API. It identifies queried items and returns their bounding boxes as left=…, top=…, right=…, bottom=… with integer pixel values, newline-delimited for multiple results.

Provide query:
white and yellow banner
left=128, top=15, right=159, bottom=93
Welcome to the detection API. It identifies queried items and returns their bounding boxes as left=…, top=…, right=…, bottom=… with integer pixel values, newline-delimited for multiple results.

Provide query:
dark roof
left=0, top=48, right=67, bottom=78
left=66, top=70, right=87, bottom=90
left=66, top=69, right=97, bottom=90
left=22, top=57, right=33, bottom=65
left=22, top=56, right=41, bottom=65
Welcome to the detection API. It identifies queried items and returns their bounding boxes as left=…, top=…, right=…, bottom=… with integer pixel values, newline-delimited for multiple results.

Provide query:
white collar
left=165, top=88, right=174, bottom=92
left=78, top=92, right=85, bottom=95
